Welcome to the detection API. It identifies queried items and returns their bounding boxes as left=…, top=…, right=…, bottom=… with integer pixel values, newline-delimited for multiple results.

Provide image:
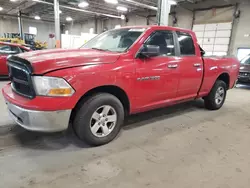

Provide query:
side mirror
left=140, top=45, right=160, bottom=58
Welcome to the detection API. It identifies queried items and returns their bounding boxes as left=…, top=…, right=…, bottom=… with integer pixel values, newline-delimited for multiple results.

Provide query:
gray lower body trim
left=6, top=101, right=71, bottom=132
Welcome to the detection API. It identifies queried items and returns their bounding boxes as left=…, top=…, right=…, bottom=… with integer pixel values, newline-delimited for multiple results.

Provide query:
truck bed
left=198, top=56, right=239, bottom=97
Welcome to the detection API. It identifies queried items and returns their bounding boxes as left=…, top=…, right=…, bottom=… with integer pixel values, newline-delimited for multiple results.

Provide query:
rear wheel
left=73, top=93, right=124, bottom=146
left=204, top=80, right=227, bottom=110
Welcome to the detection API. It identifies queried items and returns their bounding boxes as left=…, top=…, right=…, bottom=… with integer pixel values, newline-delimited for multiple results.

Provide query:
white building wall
left=126, top=14, right=147, bottom=26
left=103, top=18, right=123, bottom=30
left=0, top=17, right=19, bottom=35
left=191, top=0, right=250, bottom=56
left=194, top=7, right=234, bottom=24
left=170, top=7, right=193, bottom=29
left=230, top=0, right=250, bottom=55
left=66, top=20, right=95, bottom=35
left=64, top=19, right=104, bottom=35
left=102, top=14, right=147, bottom=30
left=0, top=16, right=55, bottom=48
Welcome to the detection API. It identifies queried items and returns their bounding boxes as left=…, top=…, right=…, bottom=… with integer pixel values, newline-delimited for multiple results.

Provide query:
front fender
left=46, top=63, right=135, bottom=110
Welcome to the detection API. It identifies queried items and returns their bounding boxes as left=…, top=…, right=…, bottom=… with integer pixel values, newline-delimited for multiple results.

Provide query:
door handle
left=193, top=63, right=201, bottom=67
left=168, top=64, right=178, bottom=69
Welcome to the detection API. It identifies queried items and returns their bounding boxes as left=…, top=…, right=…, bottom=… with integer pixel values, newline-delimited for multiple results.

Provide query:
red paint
left=0, top=54, right=8, bottom=75
left=17, top=48, right=120, bottom=74
left=0, top=42, right=31, bottom=76
left=2, top=26, right=240, bottom=114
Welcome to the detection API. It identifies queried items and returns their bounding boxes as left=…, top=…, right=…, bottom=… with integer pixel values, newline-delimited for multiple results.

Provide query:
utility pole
left=94, top=16, right=98, bottom=34
left=18, top=11, right=24, bottom=40
left=157, top=0, right=171, bottom=25
left=54, top=0, right=61, bottom=48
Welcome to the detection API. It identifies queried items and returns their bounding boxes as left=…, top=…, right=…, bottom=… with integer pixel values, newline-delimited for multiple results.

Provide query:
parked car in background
left=238, top=54, right=250, bottom=83
left=0, top=42, right=31, bottom=77
left=2, top=26, right=240, bottom=146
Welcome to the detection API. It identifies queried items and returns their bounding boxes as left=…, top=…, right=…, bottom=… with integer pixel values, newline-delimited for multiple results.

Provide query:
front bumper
left=5, top=101, right=71, bottom=132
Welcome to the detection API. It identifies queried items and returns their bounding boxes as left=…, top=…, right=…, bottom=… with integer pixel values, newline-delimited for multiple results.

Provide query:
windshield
left=0, top=45, right=11, bottom=51
left=0, top=44, right=20, bottom=54
left=241, top=55, right=250, bottom=64
left=82, top=28, right=146, bottom=52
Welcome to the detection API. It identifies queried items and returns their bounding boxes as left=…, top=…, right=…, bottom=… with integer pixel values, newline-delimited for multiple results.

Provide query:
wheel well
left=70, top=85, right=130, bottom=122
left=217, top=73, right=230, bottom=89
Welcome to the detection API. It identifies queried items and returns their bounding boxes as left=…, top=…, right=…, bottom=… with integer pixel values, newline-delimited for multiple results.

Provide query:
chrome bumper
left=5, top=101, right=71, bottom=132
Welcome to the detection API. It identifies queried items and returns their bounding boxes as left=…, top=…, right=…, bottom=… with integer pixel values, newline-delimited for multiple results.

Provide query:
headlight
left=32, top=76, right=75, bottom=97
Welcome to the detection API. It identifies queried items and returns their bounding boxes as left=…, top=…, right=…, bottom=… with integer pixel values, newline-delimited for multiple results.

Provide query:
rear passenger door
left=175, top=31, right=203, bottom=99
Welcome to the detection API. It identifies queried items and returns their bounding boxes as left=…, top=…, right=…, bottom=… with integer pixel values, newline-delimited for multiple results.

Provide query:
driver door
left=134, top=30, right=180, bottom=111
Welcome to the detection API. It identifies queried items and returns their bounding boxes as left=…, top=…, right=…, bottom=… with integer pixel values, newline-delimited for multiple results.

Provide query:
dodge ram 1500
left=2, top=26, right=240, bottom=145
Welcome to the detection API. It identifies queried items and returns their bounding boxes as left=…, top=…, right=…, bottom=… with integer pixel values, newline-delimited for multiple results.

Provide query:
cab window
left=241, top=55, right=250, bottom=64
left=0, top=45, right=11, bottom=52
left=145, top=31, right=175, bottom=57
left=0, top=44, right=21, bottom=54
left=20, top=47, right=29, bottom=53
left=177, top=32, right=195, bottom=56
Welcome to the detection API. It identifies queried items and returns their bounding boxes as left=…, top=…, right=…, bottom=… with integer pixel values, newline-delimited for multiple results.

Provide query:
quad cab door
left=134, top=30, right=180, bottom=111
left=175, top=31, right=204, bottom=99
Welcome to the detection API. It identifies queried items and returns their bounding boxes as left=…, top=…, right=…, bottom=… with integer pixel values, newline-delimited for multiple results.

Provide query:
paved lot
left=1, top=81, right=250, bottom=188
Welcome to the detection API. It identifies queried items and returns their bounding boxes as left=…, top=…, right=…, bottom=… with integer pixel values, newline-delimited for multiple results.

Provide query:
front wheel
left=204, top=80, right=227, bottom=110
left=73, top=93, right=124, bottom=146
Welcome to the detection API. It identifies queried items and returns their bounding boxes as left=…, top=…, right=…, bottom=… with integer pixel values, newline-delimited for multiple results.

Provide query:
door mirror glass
left=140, top=45, right=160, bottom=58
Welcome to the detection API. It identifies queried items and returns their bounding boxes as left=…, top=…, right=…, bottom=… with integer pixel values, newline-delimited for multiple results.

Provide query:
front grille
left=8, top=56, right=35, bottom=99
left=239, top=72, right=250, bottom=77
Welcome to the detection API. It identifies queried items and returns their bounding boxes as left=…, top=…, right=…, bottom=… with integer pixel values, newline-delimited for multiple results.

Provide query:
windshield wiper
left=91, top=48, right=110, bottom=52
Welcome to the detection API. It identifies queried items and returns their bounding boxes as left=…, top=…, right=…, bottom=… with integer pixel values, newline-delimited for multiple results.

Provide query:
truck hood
left=240, top=64, right=250, bottom=72
left=17, top=48, right=120, bottom=74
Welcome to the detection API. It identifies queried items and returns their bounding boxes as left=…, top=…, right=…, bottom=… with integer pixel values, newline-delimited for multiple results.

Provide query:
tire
left=204, top=80, right=227, bottom=110
left=73, top=93, right=124, bottom=146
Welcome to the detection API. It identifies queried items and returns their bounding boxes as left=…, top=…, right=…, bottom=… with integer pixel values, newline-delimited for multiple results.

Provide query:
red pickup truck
left=0, top=42, right=31, bottom=77
left=2, top=26, right=239, bottom=145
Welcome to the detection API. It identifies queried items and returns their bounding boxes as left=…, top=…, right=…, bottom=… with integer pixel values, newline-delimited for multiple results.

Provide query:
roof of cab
left=0, top=41, right=31, bottom=51
left=0, top=41, right=23, bottom=47
left=119, top=25, right=194, bottom=35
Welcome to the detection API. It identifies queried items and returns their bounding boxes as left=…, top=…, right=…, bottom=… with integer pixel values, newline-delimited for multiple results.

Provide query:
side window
left=245, top=57, right=250, bottom=64
left=10, top=46, right=21, bottom=54
left=0, top=45, right=12, bottom=55
left=177, top=32, right=195, bottom=56
left=241, top=56, right=250, bottom=65
left=0, top=45, right=11, bottom=52
left=145, top=31, right=175, bottom=56
left=0, top=45, right=21, bottom=55
left=20, top=47, right=29, bottom=53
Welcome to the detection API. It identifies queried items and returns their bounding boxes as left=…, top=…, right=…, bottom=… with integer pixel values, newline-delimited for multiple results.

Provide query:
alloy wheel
left=90, top=105, right=117, bottom=137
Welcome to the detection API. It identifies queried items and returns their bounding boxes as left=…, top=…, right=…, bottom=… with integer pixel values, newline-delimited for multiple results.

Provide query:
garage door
left=193, top=22, right=232, bottom=56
